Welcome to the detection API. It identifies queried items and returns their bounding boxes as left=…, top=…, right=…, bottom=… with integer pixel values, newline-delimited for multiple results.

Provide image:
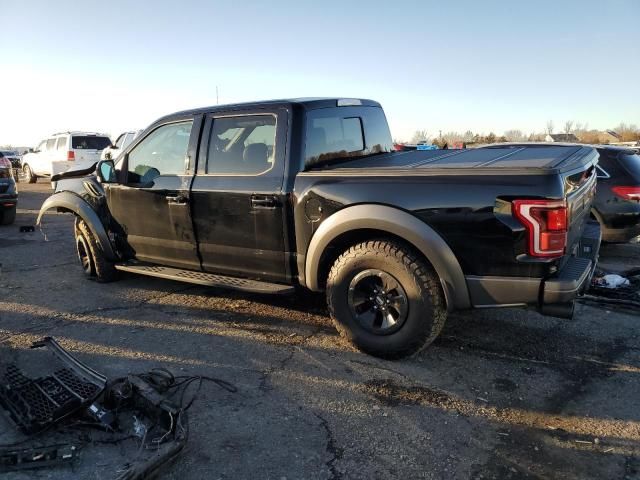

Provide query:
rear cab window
left=72, top=136, right=111, bottom=150
left=304, top=106, right=392, bottom=168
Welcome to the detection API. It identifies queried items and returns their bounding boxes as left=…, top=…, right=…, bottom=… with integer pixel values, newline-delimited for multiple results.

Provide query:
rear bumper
left=601, top=222, right=640, bottom=243
left=0, top=193, right=18, bottom=207
left=466, top=221, right=601, bottom=319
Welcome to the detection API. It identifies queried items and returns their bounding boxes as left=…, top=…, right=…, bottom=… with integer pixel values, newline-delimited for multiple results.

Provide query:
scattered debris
left=0, top=444, right=78, bottom=473
left=581, top=268, right=640, bottom=311
left=0, top=337, right=237, bottom=478
left=593, top=274, right=630, bottom=289
left=0, top=337, right=106, bottom=434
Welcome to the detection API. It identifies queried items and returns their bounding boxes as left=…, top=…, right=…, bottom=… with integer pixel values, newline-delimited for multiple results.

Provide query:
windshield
left=71, top=136, right=111, bottom=150
left=0, top=151, right=18, bottom=156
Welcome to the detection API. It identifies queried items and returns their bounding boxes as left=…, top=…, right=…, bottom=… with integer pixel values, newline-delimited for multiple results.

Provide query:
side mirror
left=96, top=159, right=117, bottom=183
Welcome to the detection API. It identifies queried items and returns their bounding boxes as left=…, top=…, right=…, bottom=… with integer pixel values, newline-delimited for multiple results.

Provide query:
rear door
left=190, top=108, right=289, bottom=282
left=105, top=116, right=201, bottom=270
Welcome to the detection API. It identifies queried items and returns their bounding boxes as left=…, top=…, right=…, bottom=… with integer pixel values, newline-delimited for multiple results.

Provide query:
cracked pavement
left=1, top=183, right=639, bottom=479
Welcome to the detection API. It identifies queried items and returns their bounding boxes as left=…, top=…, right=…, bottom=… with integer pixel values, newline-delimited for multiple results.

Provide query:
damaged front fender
left=37, top=191, right=117, bottom=261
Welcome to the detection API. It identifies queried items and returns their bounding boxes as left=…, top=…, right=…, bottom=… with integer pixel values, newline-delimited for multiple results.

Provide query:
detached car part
left=0, top=444, right=78, bottom=473
left=0, top=337, right=106, bottom=434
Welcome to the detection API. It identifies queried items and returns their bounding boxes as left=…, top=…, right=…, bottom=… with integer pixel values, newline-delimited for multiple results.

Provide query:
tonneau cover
left=308, top=145, right=598, bottom=174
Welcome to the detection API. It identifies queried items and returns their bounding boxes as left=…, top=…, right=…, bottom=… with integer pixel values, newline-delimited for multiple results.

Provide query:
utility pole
left=216, top=86, right=219, bottom=105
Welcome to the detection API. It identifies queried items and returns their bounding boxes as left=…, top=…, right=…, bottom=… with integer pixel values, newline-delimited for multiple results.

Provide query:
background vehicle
left=40, top=98, right=600, bottom=359
left=0, top=150, right=22, bottom=181
left=101, top=130, right=142, bottom=160
left=0, top=155, right=17, bottom=225
left=21, top=132, right=111, bottom=184
left=592, top=145, right=640, bottom=242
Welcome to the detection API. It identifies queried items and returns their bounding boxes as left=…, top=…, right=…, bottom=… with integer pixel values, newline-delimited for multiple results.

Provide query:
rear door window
left=56, top=137, right=68, bottom=150
left=46, top=138, right=56, bottom=150
left=72, top=136, right=112, bottom=150
left=207, top=115, right=276, bottom=175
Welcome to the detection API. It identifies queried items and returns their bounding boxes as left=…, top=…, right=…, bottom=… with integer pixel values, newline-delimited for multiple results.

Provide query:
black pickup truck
left=39, top=98, right=601, bottom=358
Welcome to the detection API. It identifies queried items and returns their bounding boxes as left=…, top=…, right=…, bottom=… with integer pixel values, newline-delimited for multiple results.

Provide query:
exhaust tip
left=541, top=301, right=575, bottom=319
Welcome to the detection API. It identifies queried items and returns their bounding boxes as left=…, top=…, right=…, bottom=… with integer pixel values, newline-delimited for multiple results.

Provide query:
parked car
left=0, top=154, right=17, bottom=225
left=39, top=98, right=600, bottom=359
left=0, top=150, right=22, bottom=180
left=21, top=132, right=111, bottom=184
left=101, top=130, right=142, bottom=161
left=592, top=145, right=640, bottom=242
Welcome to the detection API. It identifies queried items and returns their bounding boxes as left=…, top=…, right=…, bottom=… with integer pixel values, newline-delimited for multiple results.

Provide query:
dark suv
left=592, top=146, right=640, bottom=243
left=0, top=153, right=17, bottom=225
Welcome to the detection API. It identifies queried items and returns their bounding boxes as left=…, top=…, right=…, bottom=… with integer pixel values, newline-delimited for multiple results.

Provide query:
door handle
left=166, top=194, right=188, bottom=205
left=251, top=195, right=278, bottom=209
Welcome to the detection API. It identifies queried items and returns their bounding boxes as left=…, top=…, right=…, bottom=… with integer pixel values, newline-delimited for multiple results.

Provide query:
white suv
left=101, top=130, right=142, bottom=160
left=22, top=131, right=111, bottom=184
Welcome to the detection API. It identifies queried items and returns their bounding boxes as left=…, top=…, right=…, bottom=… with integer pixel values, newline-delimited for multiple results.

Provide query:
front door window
left=127, top=121, right=192, bottom=184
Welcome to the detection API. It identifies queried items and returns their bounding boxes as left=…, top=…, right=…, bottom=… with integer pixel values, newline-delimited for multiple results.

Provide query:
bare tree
left=463, top=130, right=475, bottom=142
left=564, top=120, right=574, bottom=135
left=545, top=120, right=554, bottom=135
left=504, top=129, right=525, bottom=142
left=410, top=129, right=430, bottom=144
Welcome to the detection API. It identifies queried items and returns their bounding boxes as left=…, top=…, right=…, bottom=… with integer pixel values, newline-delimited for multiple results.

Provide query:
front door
left=105, top=117, right=201, bottom=270
left=190, top=109, right=288, bottom=283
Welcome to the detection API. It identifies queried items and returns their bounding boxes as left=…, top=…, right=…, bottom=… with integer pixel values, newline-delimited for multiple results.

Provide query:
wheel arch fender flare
left=37, top=191, right=117, bottom=261
left=303, top=204, right=471, bottom=310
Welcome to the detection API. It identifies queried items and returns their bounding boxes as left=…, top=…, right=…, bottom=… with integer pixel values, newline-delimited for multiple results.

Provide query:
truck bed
left=310, top=145, right=598, bottom=175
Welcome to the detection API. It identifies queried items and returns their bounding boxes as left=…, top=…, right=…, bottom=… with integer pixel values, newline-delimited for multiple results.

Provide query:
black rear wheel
left=1, top=206, right=16, bottom=225
left=327, top=239, right=447, bottom=359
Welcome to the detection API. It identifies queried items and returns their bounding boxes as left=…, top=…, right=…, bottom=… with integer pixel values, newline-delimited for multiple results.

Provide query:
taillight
left=67, top=150, right=75, bottom=161
left=0, top=158, right=11, bottom=168
left=612, top=186, right=640, bottom=201
left=512, top=199, right=568, bottom=258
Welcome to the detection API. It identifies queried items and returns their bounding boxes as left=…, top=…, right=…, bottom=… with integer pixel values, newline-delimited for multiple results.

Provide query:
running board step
left=114, top=264, right=295, bottom=294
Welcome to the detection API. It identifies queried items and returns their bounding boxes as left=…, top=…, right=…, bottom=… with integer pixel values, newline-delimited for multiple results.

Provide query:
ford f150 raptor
left=39, top=98, right=601, bottom=358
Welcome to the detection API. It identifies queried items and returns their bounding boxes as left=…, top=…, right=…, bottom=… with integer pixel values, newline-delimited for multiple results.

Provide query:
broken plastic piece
left=0, top=444, right=78, bottom=472
left=0, top=337, right=106, bottom=434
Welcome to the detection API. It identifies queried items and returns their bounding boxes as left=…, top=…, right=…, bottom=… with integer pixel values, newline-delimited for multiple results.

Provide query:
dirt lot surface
left=1, top=182, right=639, bottom=479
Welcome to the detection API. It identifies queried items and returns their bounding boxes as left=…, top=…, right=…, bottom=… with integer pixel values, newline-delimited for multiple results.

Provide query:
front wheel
left=23, top=164, right=37, bottom=183
left=327, top=240, right=447, bottom=359
left=74, top=218, right=116, bottom=282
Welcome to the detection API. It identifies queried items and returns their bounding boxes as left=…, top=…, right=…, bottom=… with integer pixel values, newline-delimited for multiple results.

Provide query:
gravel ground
left=1, top=182, right=639, bottom=479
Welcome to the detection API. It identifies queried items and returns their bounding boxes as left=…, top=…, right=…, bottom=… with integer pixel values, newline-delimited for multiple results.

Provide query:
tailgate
left=73, top=150, right=102, bottom=163
left=563, top=162, right=598, bottom=259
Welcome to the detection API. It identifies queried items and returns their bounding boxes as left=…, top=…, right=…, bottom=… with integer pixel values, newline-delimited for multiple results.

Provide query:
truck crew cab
left=39, top=98, right=601, bottom=358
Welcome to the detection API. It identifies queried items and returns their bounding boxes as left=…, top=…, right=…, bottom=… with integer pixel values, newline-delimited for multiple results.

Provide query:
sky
left=1, top=0, right=638, bottom=146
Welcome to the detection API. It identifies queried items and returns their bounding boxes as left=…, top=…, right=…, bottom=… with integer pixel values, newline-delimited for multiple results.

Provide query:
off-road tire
left=1, top=206, right=16, bottom=225
left=327, top=240, right=447, bottom=359
left=23, top=164, right=37, bottom=183
left=74, top=218, right=116, bottom=282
